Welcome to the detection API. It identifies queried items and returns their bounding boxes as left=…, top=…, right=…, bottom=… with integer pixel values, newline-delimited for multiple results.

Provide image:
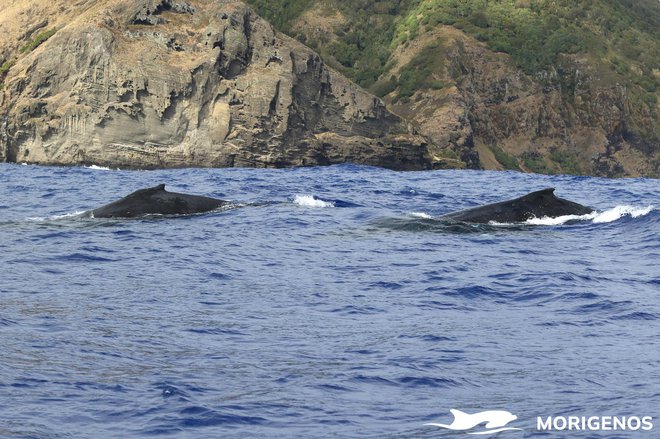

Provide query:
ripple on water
left=1, top=163, right=658, bottom=438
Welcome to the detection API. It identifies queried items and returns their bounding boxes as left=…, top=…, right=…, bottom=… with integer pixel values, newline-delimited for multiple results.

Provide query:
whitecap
left=410, top=212, right=433, bottom=219
left=522, top=213, right=596, bottom=226
left=520, top=205, right=655, bottom=226
left=84, top=164, right=114, bottom=171
left=293, top=195, right=335, bottom=208
left=591, top=205, right=655, bottom=223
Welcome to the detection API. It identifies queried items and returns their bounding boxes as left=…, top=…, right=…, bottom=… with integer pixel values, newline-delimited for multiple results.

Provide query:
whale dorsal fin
left=130, top=184, right=166, bottom=197
left=520, top=188, right=555, bottom=200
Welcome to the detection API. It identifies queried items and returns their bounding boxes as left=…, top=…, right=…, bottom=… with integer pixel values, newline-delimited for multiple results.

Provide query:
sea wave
left=409, top=211, right=432, bottom=219
left=84, top=165, right=115, bottom=171
left=293, top=195, right=335, bottom=208
left=2, top=163, right=658, bottom=439
left=520, top=205, right=655, bottom=226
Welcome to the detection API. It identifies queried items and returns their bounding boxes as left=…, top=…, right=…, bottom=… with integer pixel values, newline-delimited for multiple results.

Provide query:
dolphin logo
left=425, top=409, right=522, bottom=435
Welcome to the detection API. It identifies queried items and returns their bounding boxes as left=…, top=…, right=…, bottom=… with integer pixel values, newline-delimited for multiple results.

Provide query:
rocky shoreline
left=1, top=0, right=657, bottom=176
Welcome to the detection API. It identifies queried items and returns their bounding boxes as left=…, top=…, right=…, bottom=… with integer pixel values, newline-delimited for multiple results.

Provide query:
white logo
left=425, top=409, right=522, bottom=435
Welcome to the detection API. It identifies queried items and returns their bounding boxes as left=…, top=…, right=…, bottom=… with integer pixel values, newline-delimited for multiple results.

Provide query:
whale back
left=440, top=188, right=593, bottom=223
left=91, top=184, right=227, bottom=218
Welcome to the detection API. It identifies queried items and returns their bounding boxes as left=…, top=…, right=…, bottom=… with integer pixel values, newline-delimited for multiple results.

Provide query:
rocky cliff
left=274, top=0, right=659, bottom=178
left=382, top=27, right=658, bottom=177
left=0, top=0, right=432, bottom=170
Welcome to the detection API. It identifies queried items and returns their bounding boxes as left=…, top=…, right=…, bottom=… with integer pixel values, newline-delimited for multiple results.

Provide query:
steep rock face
left=0, top=0, right=431, bottom=170
left=383, top=27, right=658, bottom=177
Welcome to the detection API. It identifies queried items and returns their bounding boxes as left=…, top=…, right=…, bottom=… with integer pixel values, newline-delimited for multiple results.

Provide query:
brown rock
left=0, top=0, right=434, bottom=170
left=381, top=26, right=659, bottom=177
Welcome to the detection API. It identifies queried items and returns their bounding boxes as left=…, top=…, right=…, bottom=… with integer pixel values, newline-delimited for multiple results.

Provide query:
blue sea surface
left=0, top=163, right=658, bottom=438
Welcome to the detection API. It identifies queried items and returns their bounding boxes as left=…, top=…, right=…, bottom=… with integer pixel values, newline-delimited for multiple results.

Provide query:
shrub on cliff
left=19, top=29, right=57, bottom=54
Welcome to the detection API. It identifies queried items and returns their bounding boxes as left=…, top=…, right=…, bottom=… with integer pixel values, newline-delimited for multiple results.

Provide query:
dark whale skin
left=90, top=184, right=227, bottom=218
left=440, top=188, right=594, bottom=224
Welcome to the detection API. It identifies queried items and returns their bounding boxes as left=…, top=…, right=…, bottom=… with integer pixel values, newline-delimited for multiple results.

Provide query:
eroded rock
left=0, top=0, right=432, bottom=170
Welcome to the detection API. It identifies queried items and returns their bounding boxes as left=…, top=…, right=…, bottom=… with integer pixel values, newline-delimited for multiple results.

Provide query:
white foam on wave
left=293, top=195, right=335, bottom=208
left=521, top=213, right=595, bottom=226
left=516, top=205, right=655, bottom=226
left=591, top=205, right=654, bottom=223
left=84, top=164, right=114, bottom=171
left=410, top=212, right=433, bottom=219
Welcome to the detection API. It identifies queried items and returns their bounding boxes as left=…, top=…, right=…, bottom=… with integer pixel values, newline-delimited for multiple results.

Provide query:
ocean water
left=0, top=162, right=658, bottom=438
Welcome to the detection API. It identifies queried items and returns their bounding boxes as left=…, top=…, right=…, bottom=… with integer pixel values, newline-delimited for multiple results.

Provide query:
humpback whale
left=89, top=184, right=228, bottom=218
left=440, top=188, right=593, bottom=224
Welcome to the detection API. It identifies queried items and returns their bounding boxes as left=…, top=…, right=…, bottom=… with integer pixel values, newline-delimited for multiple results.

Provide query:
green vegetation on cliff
left=394, top=0, right=657, bottom=74
left=247, top=0, right=418, bottom=88
left=246, top=0, right=659, bottom=95
left=245, top=0, right=658, bottom=177
left=0, top=60, right=13, bottom=75
left=19, top=28, right=57, bottom=54
left=244, top=0, right=316, bottom=30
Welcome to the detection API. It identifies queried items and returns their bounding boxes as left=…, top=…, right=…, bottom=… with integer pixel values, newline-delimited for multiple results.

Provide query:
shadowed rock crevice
left=132, top=0, right=195, bottom=25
